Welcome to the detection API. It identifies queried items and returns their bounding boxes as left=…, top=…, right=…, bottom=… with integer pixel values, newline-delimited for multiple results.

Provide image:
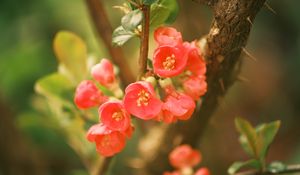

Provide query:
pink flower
left=86, top=123, right=126, bottom=157
left=91, top=59, right=115, bottom=87
left=154, top=26, right=182, bottom=46
left=158, top=87, right=196, bottom=123
left=74, top=80, right=107, bottom=109
left=194, top=168, right=210, bottom=175
left=163, top=171, right=180, bottom=175
left=183, top=76, right=207, bottom=100
left=184, top=42, right=206, bottom=77
left=123, top=81, right=163, bottom=120
left=99, top=101, right=131, bottom=132
left=169, top=144, right=202, bottom=169
left=153, top=46, right=188, bottom=77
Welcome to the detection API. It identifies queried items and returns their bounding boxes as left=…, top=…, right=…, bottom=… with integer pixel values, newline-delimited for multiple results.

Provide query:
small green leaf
left=235, top=117, right=258, bottom=157
left=150, top=0, right=179, bottom=27
left=112, top=26, right=137, bottom=46
left=53, top=31, right=88, bottom=83
left=164, top=0, right=179, bottom=24
left=143, top=0, right=158, bottom=5
left=267, top=161, right=287, bottom=173
left=35, top=73, right=74, bottom=100
left=228, top=159, right=261, bottom=175
left=256, top=121, right=281, bottom=159
left=121, top=9, right=143, bottom=31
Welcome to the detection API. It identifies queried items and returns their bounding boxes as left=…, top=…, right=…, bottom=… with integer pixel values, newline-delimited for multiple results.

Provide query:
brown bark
left=144, top=0, right=267, bottom=174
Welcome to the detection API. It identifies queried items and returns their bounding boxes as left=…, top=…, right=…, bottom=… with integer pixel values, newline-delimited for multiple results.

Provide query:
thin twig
left=98, top=157, right=113, bottom=175
left=138, top=5, right=150, bottom=78
left=85, top=0, right=135, bottom=86
left=235, top=164, right=300, bottom=175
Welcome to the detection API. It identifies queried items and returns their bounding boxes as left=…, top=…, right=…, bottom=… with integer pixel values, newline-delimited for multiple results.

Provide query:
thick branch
left=139, top=5, right=150, bottom=77
left=144, top=0, right=266, bottom=174
left=86, top=0, right=135, bottom=86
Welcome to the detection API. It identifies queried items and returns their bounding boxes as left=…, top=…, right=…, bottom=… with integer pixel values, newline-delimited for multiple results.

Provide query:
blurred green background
left=0, top=0, right=300, bottom=175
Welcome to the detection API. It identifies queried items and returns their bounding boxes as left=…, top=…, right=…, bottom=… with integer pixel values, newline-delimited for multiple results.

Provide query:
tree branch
left=143, top=0, right=267, bottom=174
left=138, top=5, right=150, bottom=78
left=85, top=0, right=135, bottom=86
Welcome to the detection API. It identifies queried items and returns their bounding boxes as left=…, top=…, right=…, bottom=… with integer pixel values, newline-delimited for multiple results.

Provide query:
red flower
left=169, top=144, right=202, bottom=169
left=99, top=101, right=131, bottom=132
left=86, top=123, right=126, bottom=157
left=194, top=167, right=210, bottom=175
left=184, top=42, right=206, bottom=77
left=153, top=46, right=188, bottom=77
left=163, top=171, right=180, bottom=175
left=74, top=80, right=107, bottom=109
left=123, top=81, right=163, bottom=120
left=183, top=76, right=207, bottom=100
left=158, top=87, right=196, bottom=123
left=91, top=58, right=115, bottom=87
left=154, top=26, right=182, bottom=46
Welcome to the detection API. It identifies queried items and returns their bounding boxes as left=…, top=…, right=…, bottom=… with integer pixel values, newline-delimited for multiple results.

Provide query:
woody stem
left=138, top=4, right=150, bottom=79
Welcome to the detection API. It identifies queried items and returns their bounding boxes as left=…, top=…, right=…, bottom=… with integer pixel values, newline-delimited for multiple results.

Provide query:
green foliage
left=35, top=30, right=101, bottom=174
left=228, top=159, right=261, bottom=175
left=53, top=31, right=88, bottom=83
left=150, top=0, right=179, bottom=27
left=112, top=0, right=179, bottom=46
left=112, top=26, right=137, bottom=46
left=228, top=117, right=281, bottom=174
left=143, top=0, right=158, bottom=5
left=121, top=9, right=143, bottom=31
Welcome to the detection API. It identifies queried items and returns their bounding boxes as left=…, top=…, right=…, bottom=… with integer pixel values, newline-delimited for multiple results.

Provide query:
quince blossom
left=169, top=144, right=202, bottom=169
left=154, top=26, right=183, bottom=46
left=91, top=58, right=115, bottom=87
left=99, top=101, right=131, bottom=132
left=74, top=80, right=107, bottom=109
left=123, top=81, right=163, bottom=120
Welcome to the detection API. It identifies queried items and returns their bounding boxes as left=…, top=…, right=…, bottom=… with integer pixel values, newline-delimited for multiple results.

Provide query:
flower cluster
left=74, top=26, right=207, bottom=157
left=164, top=145, right=211, bottom=175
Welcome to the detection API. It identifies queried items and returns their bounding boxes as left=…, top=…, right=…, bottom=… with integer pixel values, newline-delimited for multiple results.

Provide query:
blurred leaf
left=235, top=117, right=258, bottom=157
left=150, top=0, right=179, bottom=27
left=53, top=31, right=88, bottom=83
left=267, top=161, right=287, bottom=173
left=143, top=0, right=158, bottom=5
left=35, top=73, right=74, bottom=101
left=164, top=0, right=179, bottom=24
left=121, top=9, right=143, bottom=31
left=256, top=121, right=281, bottom=159
left=112, top=26, right=136, bottom=46
left=228, top=159, right=261, bottom=174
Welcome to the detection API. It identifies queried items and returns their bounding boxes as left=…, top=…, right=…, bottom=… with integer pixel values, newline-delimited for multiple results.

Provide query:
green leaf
left=256, top=121, right=281, bottom=159
left=267, top=161, right=287, bottom=173
left=150, top=0, right=179, bottom=27
left=228, top=159, right=261, bottom=174
left=112, top=26, right=137, bottom=46
left=235, top=117, right=258, bottom=157
left=164, top=0, right=179, bottom=24
left=143, top=0, right=158, bottom=5
left=53, top=31, right=88, bottom=83
left=121, top=9, right=143, bottom=31
left=35, top=73, right=74, bottom=101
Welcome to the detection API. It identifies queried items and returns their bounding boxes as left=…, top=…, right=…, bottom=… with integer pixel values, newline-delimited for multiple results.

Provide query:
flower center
left=163, top=54, right=176, bottom=70
left=101, top=135, right=110, bottom=147
left=137, top=89, right=150, bottom=107
left=112, top=112, right=123, bottom=121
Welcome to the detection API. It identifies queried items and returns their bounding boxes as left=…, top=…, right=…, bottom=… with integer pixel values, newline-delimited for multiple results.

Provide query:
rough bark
left=144, top=0, right=267, bottom=174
